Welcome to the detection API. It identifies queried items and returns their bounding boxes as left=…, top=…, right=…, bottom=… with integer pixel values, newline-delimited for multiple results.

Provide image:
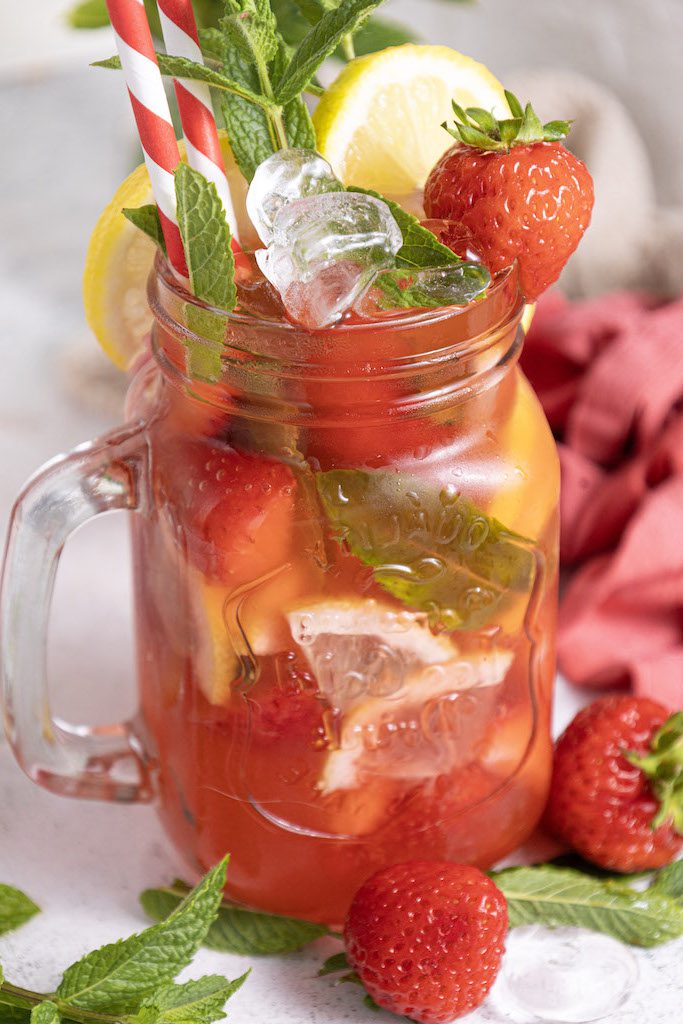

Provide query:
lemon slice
left=83, top=135, right=254, bottom=370
left=314, top=44, right=507, bottom=195
left=286, top=597, right=513, bottom=795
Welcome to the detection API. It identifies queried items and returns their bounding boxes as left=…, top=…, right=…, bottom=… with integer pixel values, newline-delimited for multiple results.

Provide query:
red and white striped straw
left=157, top=0, right=240, bottom=243
left=105, top=0, right=188, bottom=277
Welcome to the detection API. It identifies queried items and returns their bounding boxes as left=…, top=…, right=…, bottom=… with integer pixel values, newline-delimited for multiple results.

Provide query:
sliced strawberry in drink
left=157, top=440, right=296, bottom=584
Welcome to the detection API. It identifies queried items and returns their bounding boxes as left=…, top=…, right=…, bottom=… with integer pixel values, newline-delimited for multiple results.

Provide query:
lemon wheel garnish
left=313, top=44, right=507, bottom=195
left=83, top=135, right=253, bottom=370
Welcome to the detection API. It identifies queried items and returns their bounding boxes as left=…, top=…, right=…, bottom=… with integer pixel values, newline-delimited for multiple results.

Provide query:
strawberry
left=157, top=439, right=296, bottom=584
left=344, top=861, right=507, bottom=1023
left=545, top=696, right=683, bottom=871
left=423, top=91, right=594, bottom=300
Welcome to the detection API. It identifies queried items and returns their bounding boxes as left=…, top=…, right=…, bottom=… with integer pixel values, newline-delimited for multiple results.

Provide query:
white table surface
left=1, top=69, right=681, bottom=1024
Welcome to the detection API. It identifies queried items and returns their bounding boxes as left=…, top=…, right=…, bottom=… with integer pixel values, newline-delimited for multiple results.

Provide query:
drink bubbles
left=255, top=190, right=403, bottom=329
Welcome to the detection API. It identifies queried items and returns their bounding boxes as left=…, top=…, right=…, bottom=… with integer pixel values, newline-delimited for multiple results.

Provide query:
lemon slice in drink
left=83, top=135, right=253, bottom=370
left=286, top=598, right=513, bottom=797
left=314, top=44, right=507, bottom=195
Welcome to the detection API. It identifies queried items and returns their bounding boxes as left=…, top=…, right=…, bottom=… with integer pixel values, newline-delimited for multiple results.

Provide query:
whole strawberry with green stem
left=424, top=91, right=594, bottom=300
left=545, top=696, right=683, bottom=872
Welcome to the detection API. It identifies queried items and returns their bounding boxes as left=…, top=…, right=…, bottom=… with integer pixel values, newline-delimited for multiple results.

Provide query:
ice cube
left=255, top=192, right=403, bottom=329
left=246, top=148, right=343, bottom=246
left=355, top=262, right=491, bottom=318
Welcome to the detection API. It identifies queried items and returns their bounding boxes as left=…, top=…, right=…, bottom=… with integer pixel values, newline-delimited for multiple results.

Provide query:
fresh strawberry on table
left=424, top=91, right=594, bottom=300
left=545, top=696, right=683, bottom=871
left=344, top=861, right=508, bottom=1023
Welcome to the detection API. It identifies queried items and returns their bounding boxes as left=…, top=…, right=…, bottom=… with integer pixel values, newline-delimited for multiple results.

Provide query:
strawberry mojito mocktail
left=1, top=2, right=593, bottom=927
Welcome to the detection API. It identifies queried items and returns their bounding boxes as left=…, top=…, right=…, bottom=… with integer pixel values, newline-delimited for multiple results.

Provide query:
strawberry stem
left=626, top=712, right=683, bottom=833
left=443, top=90, right=573, bottom=152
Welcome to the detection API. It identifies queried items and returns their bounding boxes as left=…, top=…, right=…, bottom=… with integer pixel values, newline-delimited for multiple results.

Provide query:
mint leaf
left=492, top=865, right=683, bottom=948
left=224, top=0, right=279, bottom=63
left=30, top=1004, right=60, bottom=1024
left=351, top=16, right=416, bottom=54
left=123, top=206, right=167, bottom=255
left=347, top=187, right=462, bottom=270
left=141, top=884, right=330, bottom=955
left=373, top=263, right=490, bottom=310
left=0, top=884, right=40, bottom=937
left=175, top=163, right=236, bottom=311
left=219, top=45, right=278, bottom=181
left=135, top=973, right=249, bottom=1024
left=316, top=469, right=535, bottom=630
left=271, top=41, right=316, bottom=151
left=274, top=0, right=381, bottom=104
left=198, top=28, right=226, bottom=61
left=650, top=861, right=683, bottom=901
left=93, top=55, right=266, bottom=108
left=56, top=859, right=228, bottom=1014
left=67, top=0, right=109, bottom=28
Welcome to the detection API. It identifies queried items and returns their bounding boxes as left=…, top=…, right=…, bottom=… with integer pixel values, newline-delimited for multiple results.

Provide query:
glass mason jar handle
left=0, top=420, right=154, bottom=803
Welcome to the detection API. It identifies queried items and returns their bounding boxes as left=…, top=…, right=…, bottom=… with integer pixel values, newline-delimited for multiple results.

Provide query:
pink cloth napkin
left=521, top=291, right=683, bottom=710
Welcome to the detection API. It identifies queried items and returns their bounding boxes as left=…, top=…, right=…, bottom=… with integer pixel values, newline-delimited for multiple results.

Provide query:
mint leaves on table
left=316, top=469, right=535, bottom=630
left=141, top=880, right=332, bottom=956
left=0, top=884, right=40, bottom=937
left=490, top=864, right=683, bottom=948
left=0, top=859, right=247, bottom=1024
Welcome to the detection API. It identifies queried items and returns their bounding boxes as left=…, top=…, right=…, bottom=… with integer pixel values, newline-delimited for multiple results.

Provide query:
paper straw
left=105, top=0, right=188, bottom=276
left=157, top=0, right=241, bottom=244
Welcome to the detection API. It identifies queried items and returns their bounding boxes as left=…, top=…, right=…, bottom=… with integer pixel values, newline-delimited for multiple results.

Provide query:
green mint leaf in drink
left=372, top=263, right=490, bottom=311
left=175, top=163, right=236, bottom=311
left=133, top=973, right=249, bottom=1024
left=122, top=206, right=167, bottom=255
left=140, top=882, right=330, bottom=955
left=30, top=1003, right=60, bottom=1024
left=273, top=0, right=382, bottom=104
left=491, top=865, right=683, bottom=948
left=347, top=187, right=464, bottom=269
left=0, top=884, right=40, bottom=937
left=56, top=859, right=228, bottom=1014
left=650, top=860, right=683, bottom=901
left=67, top=0, right=109, bottom=28
left=316, top=469, right=534, bottom=631
left=225, top=0, right=280, bottom=63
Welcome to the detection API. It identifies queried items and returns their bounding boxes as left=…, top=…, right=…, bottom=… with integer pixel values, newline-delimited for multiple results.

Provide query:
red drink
left=128, top=260, right=559, bottom=923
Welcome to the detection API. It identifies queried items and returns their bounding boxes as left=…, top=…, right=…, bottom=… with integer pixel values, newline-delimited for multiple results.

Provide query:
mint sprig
left=273, top=0, right=380, bottom=102
left=0, top=884, right=40, bottom=937
left=140, top=881, right=333, bottom=956
left=0, top=861, right=247, bottom=1024
left=56, top=859, right=228, bottom=1014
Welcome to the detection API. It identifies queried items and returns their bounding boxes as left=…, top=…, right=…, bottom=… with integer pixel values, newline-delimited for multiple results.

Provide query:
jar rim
left=151, top=252, right=522, bottom=339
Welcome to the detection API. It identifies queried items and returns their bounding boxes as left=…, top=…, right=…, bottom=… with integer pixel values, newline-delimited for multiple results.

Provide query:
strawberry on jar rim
left=545, top=696, right=683, bottom=872
left=424, top=91, right=594, bottom=300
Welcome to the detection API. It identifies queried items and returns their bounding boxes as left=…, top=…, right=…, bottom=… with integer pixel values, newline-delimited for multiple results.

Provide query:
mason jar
left=1, top=258, right=558, bottom=924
